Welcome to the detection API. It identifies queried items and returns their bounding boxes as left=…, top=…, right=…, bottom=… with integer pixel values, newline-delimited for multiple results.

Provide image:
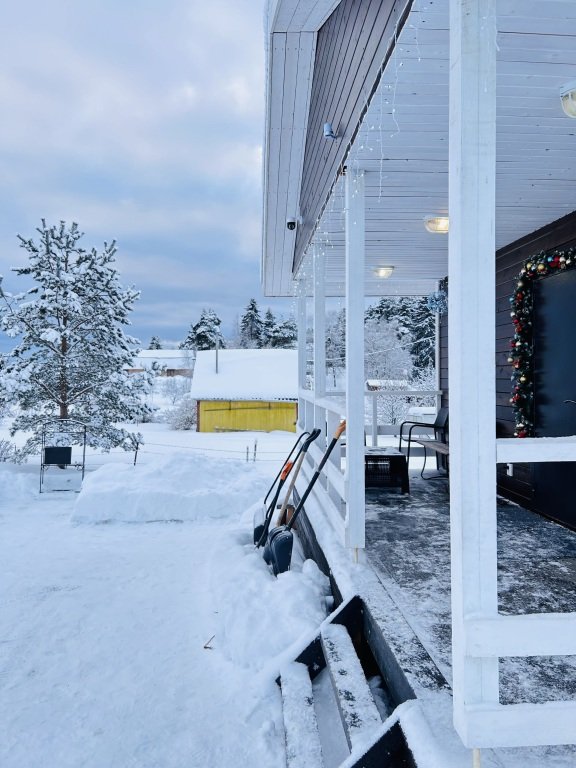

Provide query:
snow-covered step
left=280, top=661, right=324, bottom=768
left=321, top=623, right=382, bottom=752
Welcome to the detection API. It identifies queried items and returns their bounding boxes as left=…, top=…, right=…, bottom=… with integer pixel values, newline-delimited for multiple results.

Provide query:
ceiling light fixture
left=374, top=266, right=394, bottom=279
left=560, top=81, right=576, bottom=118
left=424, top=216, right=450, bottom=234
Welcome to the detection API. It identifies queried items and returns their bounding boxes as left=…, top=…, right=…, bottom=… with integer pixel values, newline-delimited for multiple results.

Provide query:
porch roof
left=263, top=0, right=576, bottom=298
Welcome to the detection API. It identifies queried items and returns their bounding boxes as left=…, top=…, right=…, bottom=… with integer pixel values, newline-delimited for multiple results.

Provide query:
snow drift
left=72, top=454, right=271, bottom=523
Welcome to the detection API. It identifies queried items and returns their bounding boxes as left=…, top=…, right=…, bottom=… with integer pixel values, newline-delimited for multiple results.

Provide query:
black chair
left=398, top=407, right=449, bottom=464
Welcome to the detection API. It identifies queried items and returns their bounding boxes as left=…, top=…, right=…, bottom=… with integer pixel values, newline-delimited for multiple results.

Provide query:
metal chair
left=398, top=407, right=449, bottom=465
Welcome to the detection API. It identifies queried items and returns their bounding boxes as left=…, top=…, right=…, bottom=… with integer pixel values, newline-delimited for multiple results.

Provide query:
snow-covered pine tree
left=326, top=308, right=346, bottom=385
left=148, top=335, right=162, bottom=350
left=365, top=296, right=435, bottom=371
left=268, top=316, right=297, bottom=348
left=0, top=220, right=151, bottom=455
left=239, top=298, right=263, bottom=348
left=186, top=308, right=225, bottom=351
left=179, top=324, right=196, bottom=350
left=261, top=308, right=276, bottom=348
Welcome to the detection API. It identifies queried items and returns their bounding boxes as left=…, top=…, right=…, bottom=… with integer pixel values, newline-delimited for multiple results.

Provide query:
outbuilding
left=190, top=348, right=297, bottom=433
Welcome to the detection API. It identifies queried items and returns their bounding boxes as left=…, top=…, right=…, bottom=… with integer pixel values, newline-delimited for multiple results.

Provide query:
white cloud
left=0, top=0, right=270, bottom=344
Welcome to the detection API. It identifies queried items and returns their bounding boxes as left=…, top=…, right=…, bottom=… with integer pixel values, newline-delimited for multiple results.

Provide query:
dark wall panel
left=437, top=210, right=576, bottom=508
left=496, top=210, right=576, bottom=505
left=294, top=0, right=411, bottom=268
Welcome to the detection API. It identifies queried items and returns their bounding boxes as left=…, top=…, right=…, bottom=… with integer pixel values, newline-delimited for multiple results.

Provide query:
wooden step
left=280, top=661, right=324, bottom=768
left=321, top=623, right=382, bottom=752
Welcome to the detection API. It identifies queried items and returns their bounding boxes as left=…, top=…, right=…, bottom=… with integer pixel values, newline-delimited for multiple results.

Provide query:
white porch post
left=313, top=247, right=327, bottom=446
left=449, top=0, right=499, bottom=746
left=297, top=292, right=307, bottom=432
left=344, top=169, right=366, bottom=553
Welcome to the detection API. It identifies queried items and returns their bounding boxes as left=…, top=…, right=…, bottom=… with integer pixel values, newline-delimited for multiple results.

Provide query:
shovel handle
left=276, top=428, right=321, bottom=521
left=286, top=420, right=346, bottom=532
left=334, top=420, right=346, bottom=440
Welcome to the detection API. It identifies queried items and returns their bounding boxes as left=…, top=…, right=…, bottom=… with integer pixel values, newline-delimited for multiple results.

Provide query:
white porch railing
left=296, top=388, right=443, bottom=543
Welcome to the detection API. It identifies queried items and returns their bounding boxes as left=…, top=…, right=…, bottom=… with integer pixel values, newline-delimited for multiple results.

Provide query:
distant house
left=126, top=349, right=194, bottom=377
left=365, top=379, right=409, bottom=392
left=190, top=349, right=297, bottom=433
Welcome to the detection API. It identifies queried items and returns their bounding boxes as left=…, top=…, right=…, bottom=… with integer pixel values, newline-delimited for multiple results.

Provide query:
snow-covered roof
left=130, top=349, right=194, bottom=369
left=190, top=349, right=297, bottom=401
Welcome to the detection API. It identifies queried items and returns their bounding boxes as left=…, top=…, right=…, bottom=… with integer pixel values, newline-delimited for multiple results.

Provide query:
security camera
left=286, top=219, right=296, bottom=231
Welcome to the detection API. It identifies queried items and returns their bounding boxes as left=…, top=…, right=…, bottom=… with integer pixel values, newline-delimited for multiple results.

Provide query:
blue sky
left=0, top=0, right=292, bottom=347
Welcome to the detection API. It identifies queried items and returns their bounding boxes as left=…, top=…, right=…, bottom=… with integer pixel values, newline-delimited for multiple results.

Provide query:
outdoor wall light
left=373, top=266, right=394, bottom=279
left=424, top=216, right=450, bottom=233
left=560, top=81, right=576, bottom=118
left=323, top=122, right=337, bottom=139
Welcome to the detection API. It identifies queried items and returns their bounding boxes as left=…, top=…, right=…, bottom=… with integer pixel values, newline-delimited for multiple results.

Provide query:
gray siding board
left=305, top=0, right=378, bottom=205
left=299, top=1, right=361, bottom=229
left=295, top=0, right=409, bottom=268
left=302, top=0, right=388, bottom=219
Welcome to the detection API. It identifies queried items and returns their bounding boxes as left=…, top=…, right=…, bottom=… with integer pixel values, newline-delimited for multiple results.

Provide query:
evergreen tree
left=326, top=308, right=346, bottom=376
left=148, top=335, right=162, bottom=350
left=268, top=316, right=297, bottom=348
left=179, top=324, right=196, bottom=350
left=365, top=296, right=435, bottom=371
left=261, top=308, right=276, bottom=348
left=0, top=220, right=151, bottom=454
left=239, top=298, right=263, bottom=348
left=181, top=308, right=225, bottom=351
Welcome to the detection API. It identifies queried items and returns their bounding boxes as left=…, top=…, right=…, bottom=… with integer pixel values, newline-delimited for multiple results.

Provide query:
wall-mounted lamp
left=373, top=266, right=394, bottom=279
left=560, top=81, right=576, bottom=118
left=323, top=122, right=338, bottom=139
left=424, top=216, right=450, bottom=234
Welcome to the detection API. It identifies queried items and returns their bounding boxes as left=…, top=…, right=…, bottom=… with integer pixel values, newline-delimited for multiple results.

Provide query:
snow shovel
left=254, top=429, right=321, bottom=547
left=263, top=431, right=310, bottom=508
left=263, top=420, right=346, bottom=575
left=252, top=431, right=310, bottom=545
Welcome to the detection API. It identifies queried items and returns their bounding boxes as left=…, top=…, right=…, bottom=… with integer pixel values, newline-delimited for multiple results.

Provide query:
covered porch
left=365, top=475, right=576, bottom=706
left=263, top=0, right=576, bottom=752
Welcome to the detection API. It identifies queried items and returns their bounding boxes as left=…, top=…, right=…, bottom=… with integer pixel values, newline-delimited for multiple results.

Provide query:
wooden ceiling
left=263, top=0, right=576, bottom=297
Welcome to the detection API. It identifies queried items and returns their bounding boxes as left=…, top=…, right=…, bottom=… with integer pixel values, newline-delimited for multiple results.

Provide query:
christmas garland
left=509, top=247, right=576, bottom=437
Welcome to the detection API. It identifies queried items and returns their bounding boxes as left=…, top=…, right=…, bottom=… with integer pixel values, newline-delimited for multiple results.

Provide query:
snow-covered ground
left=2, top=415, right=575, bottom=767
left=0, top=423, right=333, bottom=768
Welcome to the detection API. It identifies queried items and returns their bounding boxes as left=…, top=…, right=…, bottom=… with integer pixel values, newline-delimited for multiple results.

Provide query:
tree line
left=148, top=298, right=297, bottom=351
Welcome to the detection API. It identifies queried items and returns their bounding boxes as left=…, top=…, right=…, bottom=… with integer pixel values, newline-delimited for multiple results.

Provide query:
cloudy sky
left=0, top=0, right=291, bottom=347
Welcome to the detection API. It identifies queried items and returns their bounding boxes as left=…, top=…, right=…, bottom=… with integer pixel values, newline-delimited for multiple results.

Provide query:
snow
left=190, top=348, right=297, bottom=401
left=1, top=419, right=575, bottom=767
left=72, top=455, right=270, bottom=523
left=0, top=425, right=328, bottom=768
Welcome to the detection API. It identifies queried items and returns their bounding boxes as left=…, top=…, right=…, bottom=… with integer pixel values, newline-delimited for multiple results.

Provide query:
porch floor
left=365, top=473, right=576, bottom=706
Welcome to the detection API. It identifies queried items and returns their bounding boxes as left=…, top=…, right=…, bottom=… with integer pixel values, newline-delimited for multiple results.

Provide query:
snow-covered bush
left=162, top=376, right=191, bottom=405
left=0, top=439, right=18, bottom=463
left=168, top=395, right=197, bottom=430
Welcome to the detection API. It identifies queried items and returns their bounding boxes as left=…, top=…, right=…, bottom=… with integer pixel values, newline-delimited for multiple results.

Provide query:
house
left=126, top=349, right=194, bottom=377
left=262, top=0, right=576, bottom=756
left=189, top=348, right=297, bottom=432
